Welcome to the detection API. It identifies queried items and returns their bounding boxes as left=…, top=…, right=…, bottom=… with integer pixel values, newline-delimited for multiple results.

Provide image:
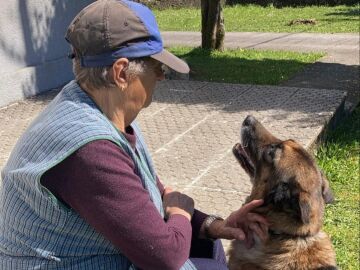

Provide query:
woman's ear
left=112, top=58, right=129, bottom=90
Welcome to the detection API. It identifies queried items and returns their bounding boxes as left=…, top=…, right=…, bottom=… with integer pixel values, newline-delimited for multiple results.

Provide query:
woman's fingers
left=222, top=227, right=246, bottom=241
left=249, top=222, right=268, bottom=242
left=247, top=212, right=269, bottom=226
left=228, top=200, right=263, bottom=225
left=240, top=199, right=264, bottom=215
left=245, top=229, right=254, bottom=249
left=163, top=187, right=173, bottom=196
left=259, top=222, right=268, bottom=239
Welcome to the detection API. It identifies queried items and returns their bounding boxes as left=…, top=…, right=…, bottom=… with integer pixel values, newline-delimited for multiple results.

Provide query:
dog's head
left=233, top=115, right=334, bottom=236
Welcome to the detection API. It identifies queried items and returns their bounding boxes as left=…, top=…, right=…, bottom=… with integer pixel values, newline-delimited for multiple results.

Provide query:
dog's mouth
left=233, top=143, right=255, bottom=178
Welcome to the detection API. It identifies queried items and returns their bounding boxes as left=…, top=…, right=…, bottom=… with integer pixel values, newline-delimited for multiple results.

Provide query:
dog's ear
left=264, top=179, right=311, bottom=224
left=320, top=171, right=334, bottom=204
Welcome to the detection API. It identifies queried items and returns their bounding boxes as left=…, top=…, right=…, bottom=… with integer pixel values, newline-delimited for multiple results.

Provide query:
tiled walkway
left=0, top=80, right=345, bottom=221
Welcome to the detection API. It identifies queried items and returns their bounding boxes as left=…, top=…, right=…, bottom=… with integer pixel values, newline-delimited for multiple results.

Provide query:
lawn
left=316, top=106, right=360, bottom=270
left=154, top=4, right=359, bottom=33
left=169, top=46, right=324, bottom=85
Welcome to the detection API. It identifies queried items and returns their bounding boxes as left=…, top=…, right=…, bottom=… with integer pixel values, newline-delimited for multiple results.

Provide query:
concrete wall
left=0, top=0, right=93, bottom=107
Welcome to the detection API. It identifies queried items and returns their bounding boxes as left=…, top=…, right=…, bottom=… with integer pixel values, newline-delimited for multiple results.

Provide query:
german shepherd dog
left=228, top=115, right=337, bottom=270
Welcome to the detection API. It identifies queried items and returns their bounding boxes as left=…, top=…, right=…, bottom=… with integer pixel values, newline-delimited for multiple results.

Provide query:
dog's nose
left=243, top=115, right=256, bottom=127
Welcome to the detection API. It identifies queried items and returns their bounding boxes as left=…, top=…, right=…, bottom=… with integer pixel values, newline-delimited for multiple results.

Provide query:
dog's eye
left=269, top=144, right=276, bottom=157
left=269, top=144, right=276, bottom=150
left=264, top=144, right=280, bottom=162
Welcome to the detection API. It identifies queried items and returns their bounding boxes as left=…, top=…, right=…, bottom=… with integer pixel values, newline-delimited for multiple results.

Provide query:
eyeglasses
left=125, top=57, right=167, bottom=78
left=149, top=60, right=166, bottom=77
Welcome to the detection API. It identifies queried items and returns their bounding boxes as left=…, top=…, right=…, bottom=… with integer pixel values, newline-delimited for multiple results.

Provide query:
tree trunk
left=201, top=0, right=225, bottom=51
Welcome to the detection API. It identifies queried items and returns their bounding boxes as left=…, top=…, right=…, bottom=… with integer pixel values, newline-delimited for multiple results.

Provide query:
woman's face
left=126, top=59, right=165, bottom=110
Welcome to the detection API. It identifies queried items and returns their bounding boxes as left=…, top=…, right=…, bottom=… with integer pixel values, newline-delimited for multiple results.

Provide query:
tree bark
left=201, top=0, right=225, bottom=51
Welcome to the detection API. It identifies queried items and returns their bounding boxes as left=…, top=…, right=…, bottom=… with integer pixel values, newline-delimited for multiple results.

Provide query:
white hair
left=72, top=57, right=151, bottom=89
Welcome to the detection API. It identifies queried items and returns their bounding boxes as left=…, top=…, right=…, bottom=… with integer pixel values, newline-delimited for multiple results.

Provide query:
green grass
left=316, top=107, right=360, bottom=269
left=154, top=4, right=360, bottom=33
left=169, top=46, right=324, bottom=85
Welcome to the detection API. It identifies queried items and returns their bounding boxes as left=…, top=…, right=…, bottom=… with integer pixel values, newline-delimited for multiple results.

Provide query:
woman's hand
left=207, top=199, right=269, bottom=248
left=163, top=187, right=194, bottom=221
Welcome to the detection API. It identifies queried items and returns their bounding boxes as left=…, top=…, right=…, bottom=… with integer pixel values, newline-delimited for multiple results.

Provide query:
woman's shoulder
left=76, top=139, right=135, bottom=168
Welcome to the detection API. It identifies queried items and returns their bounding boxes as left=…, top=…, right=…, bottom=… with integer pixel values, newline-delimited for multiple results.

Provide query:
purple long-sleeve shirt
left=41, top=126, right=208, bottom=270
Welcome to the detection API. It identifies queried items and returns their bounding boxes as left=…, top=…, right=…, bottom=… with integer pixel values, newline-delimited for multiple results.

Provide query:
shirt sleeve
left=156, top=178, right=209, bottom=239
left=41, top=140, right=192, bottom=270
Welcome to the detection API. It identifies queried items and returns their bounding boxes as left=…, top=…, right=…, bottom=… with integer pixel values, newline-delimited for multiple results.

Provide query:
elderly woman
left=0, top=1, right=268, bottom=269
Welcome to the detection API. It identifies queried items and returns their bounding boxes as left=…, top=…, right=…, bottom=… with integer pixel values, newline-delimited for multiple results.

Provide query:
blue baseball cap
left=65, top=0, right=189, bottom=73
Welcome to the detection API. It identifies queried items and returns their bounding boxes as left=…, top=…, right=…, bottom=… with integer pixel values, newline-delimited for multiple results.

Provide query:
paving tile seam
left=154, top=110, right=219, bottom=154
left=0, top=102, right=22, bottom=111
left=152, top=85, right=253, bottom=155
left=183, top=148, right=233, bottom=192
left=184, top=185, right=250, bottom=195
left=169, top=82, right=209, bottom=92
left=146, top=105, right=171, bottom=118
left=141, top=83, right=209, bottom=119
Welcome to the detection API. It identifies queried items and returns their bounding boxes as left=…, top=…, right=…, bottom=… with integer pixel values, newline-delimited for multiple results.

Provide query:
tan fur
left=228, top=116, right=337, bottom=270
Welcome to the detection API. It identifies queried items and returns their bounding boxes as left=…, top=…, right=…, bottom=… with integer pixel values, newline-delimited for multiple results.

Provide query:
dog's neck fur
left=268, top=228, right=316, bottom=239
left=248, top=197, right=324, bottom=238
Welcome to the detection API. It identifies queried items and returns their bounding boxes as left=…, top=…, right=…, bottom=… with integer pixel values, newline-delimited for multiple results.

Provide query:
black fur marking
left=299, top=199, right=311, bottom=224
left=264, top=179, right=310, bottom=224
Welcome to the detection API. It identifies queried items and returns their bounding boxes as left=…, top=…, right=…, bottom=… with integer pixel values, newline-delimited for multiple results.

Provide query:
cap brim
left=150, top=49, right=190, bottom=74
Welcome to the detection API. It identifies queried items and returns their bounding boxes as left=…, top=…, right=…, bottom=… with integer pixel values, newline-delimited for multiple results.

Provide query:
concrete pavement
left=162, top=32, right=359, bottom=55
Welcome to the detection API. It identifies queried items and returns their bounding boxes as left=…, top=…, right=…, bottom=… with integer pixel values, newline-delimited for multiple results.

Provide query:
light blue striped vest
left=0, top=80, right=196, bottom=270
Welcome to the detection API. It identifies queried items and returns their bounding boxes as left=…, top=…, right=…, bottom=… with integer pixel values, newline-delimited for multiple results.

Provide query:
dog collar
left=268, top=229, right=309, bottom=239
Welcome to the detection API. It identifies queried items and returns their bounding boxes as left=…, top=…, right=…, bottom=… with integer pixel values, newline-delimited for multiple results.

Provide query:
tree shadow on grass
left=325, top=6, right=360, bottom=17
left=176, top=47, right=321, bottom=85
left=321, top=6, right=360, bottom=23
